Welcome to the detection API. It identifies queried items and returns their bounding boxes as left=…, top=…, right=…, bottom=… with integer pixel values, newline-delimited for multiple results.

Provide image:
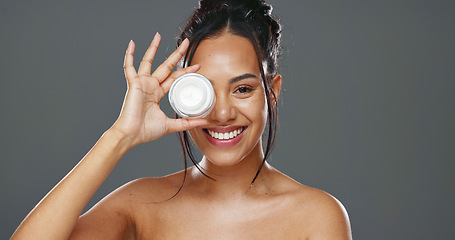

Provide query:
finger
left=161, top=64, right=201, bottom=92
left=123, top=40, right=137, bottom=82
left=152, top=38, right=190, bottom=83
left=166, top=118, right=209, bottom=134
left=138, top=32, right=161, bottom=75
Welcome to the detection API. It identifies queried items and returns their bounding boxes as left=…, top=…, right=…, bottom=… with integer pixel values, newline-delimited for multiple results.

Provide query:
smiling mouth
left=203, top=127, right=246, bottom=140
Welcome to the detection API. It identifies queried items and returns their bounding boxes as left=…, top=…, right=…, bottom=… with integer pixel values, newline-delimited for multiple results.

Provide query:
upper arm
left=69, top=183, right=137, bottom=240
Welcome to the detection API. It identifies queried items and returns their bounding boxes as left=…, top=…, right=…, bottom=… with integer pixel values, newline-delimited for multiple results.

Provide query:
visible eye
left=235, top=86, right=253, bottom=94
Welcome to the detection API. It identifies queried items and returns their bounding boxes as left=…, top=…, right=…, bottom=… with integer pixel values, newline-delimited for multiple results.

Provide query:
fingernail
left=153, top=33, right=161, bottom=44
left=190, top=64, right=200, bottom=69
left=127, top=40, right=134, bottom=53
left=181, top=38, right=189, bottom=46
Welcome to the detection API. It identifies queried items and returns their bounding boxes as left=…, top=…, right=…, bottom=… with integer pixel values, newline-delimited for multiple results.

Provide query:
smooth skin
left=11, top=33, right=352, bottom=240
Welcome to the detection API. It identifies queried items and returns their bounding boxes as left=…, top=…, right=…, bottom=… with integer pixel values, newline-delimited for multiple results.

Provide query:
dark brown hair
left=176, top=0, right=282, bottom=187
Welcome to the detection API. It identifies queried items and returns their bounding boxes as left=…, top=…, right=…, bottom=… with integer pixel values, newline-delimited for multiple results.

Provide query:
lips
left=203, top=126, right=246, bottom=148
left=205, top=127, right=245, bottom=140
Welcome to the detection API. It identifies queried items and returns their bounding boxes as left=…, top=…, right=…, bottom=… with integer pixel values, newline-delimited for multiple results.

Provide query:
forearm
left=11, top=128, right=132, bottom=240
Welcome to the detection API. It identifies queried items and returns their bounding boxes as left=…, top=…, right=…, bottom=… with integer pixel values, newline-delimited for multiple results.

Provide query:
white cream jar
left=168, top=73, right=215, bottom=118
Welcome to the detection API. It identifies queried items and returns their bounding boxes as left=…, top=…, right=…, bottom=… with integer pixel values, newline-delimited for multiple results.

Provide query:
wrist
left=103, top=127, right=136, bottom=154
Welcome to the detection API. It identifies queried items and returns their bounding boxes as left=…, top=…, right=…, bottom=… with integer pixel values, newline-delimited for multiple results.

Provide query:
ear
left=271, top=74, right=282, bottom=106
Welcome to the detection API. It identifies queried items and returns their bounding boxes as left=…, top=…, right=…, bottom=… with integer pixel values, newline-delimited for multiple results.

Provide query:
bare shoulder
left=296, top=186, right=352, bottom=239
left=269, top=170, right=353, bottom=239
left=70, top=173, right=184, bottom=239
left=111, top=170, right=186, bottom=203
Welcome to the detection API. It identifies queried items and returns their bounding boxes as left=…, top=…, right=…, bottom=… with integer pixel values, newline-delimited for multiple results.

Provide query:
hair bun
left=198, top=0, right=272, bottom=18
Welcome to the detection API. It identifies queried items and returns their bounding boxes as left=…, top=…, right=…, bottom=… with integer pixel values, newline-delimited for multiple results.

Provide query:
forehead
left=191, top=34, right=261, bottom=79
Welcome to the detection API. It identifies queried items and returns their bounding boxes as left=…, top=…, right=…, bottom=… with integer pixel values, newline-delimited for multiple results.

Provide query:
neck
left=188, top=143, right=270, bottom=200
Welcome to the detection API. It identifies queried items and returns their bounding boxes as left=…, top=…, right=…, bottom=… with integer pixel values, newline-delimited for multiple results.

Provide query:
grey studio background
left=1, top=0, right=454, bottom=239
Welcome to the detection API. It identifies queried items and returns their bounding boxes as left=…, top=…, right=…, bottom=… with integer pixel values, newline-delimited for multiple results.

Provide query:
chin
left=203, top=154, right=245, bottom=167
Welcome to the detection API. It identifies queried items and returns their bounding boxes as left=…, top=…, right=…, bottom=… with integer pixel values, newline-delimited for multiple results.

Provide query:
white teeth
left=207, top=127, right=244, bottom=140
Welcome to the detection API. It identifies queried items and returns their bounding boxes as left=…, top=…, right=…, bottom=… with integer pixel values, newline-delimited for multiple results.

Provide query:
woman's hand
left=111, top=33, right=208, bottom=147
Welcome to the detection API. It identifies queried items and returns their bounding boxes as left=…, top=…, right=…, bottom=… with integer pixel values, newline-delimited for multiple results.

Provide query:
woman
left=12, top=0, right=352, bottom=239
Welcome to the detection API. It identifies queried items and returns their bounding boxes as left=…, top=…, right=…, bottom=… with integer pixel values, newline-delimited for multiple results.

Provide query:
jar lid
left=169, top=73, right=215, bottom=118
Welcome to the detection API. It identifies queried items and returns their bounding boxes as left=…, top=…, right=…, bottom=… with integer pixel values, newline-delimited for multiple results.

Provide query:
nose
left=209, top=93, right=236, bottom=124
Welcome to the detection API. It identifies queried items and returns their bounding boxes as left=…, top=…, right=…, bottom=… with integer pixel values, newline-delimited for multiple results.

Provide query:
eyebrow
left=207, top=73, right=259, bottom=85
left=229, top=73, right=258, bottom=84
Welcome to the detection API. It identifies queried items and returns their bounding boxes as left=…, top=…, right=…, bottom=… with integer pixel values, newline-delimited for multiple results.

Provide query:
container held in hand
left=169, top=73, right=215, bottom=118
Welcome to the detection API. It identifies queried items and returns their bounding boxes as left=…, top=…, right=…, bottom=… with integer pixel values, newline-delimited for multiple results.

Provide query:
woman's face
left=188, top=34, right=278, bottom=167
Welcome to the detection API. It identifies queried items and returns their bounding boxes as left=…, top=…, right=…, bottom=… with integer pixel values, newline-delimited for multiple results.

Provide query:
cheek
left=187, top=128, right=209, bottom=154
left=236, top=92, right=268, bottom=123
left=188, top=129, right=201, bottom=143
